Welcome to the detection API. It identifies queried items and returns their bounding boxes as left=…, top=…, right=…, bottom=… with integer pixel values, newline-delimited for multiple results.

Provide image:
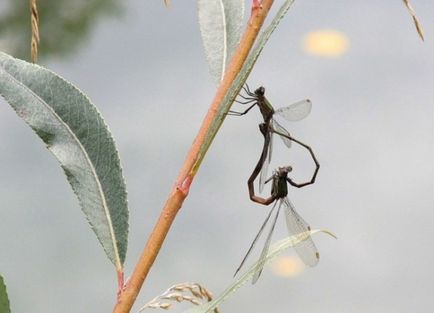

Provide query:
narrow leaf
left=222, top=0, right=244, bottom=66
left=0, top=52, right=129, bottom=270
left=184, top=229, right=336, bottom=313
left=0, top=275, right=11, bottom=313
left=198, top=0, right=244, bottom=84
left=402, top=0, right=425, bottom=41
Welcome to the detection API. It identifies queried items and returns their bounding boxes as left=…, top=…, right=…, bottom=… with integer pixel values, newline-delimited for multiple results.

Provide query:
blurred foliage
left=0, top=0, right=123, bottom=61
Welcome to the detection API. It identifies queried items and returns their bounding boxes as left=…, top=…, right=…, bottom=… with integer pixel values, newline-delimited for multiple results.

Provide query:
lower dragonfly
left=235, top=165, right=320, bottom=284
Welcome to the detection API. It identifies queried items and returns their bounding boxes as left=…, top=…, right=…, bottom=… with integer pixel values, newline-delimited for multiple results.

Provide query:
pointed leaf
left=0, top=52, right=129, bottom=270
left=402, top=0, right=424, bottom=41
left=184, top=229, right=336, bottom=313
left=0, top=275, right=11, bottom=313
left=198, top=0, right=244, bottom=84
left=222, top=0, right=244, bottom=64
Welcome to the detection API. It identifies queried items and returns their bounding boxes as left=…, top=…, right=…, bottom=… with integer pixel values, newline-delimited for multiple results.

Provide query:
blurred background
left=1, top=1, right=433, bottom=312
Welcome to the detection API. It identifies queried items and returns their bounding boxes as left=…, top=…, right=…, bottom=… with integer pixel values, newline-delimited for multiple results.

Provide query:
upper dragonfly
left=229, top=85, right=313, bottom=193
left=235, top=166, right=320, bottom=284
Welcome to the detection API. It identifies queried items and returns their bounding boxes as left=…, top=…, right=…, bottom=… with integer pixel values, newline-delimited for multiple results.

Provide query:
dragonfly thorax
left=270, top=166, right=291, bottom=199
left=254, top=88, right=274, bottom=123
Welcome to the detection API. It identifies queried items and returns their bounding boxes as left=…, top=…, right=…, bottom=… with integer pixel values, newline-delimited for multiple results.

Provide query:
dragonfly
left=229, top=85, right=316, bottom=193
left=234, top=166, right=320, bottom=284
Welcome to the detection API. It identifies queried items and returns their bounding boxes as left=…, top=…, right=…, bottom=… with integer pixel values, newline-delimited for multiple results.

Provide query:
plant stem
left=30, top=0, right=40, bottom=63
left=113, top=1, right=275, bottom=312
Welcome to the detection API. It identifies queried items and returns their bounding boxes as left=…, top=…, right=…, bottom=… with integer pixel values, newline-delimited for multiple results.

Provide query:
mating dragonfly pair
left=230, top=85, right=320, bottom=284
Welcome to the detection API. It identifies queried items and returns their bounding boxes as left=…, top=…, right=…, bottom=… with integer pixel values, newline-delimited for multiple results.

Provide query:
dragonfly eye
left=255, top=86, right=265, bottom=96
left=279, top=166, right=292, bottom=175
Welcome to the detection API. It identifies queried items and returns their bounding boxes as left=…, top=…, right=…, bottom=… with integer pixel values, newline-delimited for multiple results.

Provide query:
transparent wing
left=272, top=119, right=292, bottom=148
left=252, top=200, right=281, bottom=284
left=234, top=202, right=277, bottom=277
left=275, top=99, right=312, bottom=121
left=258, top=132, right=272, bottom=193
left=268, top=127, right=274, bottom=163
left=282, top=197, right=319, bottom=267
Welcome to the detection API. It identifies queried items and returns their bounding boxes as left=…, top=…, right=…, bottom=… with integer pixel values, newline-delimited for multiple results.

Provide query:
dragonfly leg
left=264, top=175, right=273, bottom=184
left=235, top=99, right=257, bottom=105
left=238, top=93, right=257, bottom=101
left=243, top=84, right=256, bottom=97
left=227, top=102, right=257, bottom=116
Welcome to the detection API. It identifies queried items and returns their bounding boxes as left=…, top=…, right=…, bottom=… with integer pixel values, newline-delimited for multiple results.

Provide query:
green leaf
left=198, top=0, right=244, bottom=84
left=183, top=229, right=336, bottom=313
left=0, top=275, right=11, bottom=313
left=0, top=52, right=129, bottom=270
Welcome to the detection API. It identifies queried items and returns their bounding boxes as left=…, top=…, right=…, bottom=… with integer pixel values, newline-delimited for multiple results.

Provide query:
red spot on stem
left=116, top=271, right=125, bottom=300
left=251, top=0, right=262, bottom=15
left=178, top=175, right=193, bottom=195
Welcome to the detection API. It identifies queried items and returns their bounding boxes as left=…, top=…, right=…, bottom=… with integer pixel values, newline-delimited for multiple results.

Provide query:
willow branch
left=113, top=1, right=275, bottom=312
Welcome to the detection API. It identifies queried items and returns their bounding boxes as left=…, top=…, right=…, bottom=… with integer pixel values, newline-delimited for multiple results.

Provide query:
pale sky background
left=1, top=1, right=434, bottom=313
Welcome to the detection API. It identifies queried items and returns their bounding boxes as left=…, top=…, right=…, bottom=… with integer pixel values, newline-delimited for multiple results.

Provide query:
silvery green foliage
left=0, top=275, right=10, bottom=313
left=198, top=0, right=244, bottom=84
left=0, top=52, right=129, bottom=269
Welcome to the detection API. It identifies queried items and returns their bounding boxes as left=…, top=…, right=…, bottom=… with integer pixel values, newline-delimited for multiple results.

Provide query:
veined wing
left=275, top=99, right=312, bottom=121
left=252, top=200, right=281, bottom=284
left=259, top=132, right=272, bottom=193
left=268, top=126, right=274, bottom=164
left=272, top=119, right=292, bottom=148
left=234, top=202, right=277, bottom=278
left=282, top=197, right=319, bottom=267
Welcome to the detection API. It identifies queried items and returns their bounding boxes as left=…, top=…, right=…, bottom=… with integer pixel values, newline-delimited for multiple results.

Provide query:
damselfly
left=235, top=166, right=320, bottom=284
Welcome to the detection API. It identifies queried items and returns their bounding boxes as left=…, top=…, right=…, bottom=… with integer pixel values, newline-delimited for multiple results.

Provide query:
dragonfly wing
left=268, top=128, right=273, bottom=163
left=282, top=197, right=319, bottom=267
left=272, top=119, right=292, bottom=148
left=252, top=200, right=281, bottom=284
left=258, top=134, right=272, bottom=193
left=234, top=202, right=277, bottom=277
left=275, top=99, right=312, bottom=121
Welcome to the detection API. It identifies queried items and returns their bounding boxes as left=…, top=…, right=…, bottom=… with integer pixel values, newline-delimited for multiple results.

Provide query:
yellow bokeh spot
left=302, top=30, right=349, bottom=57
left=271, top=256, right=304, bottom=277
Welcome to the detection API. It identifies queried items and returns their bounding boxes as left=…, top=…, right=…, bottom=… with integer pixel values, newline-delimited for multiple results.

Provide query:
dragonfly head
left=254, top=86, right=265, bottom=96
left=277, top=166, right=292, bottom=177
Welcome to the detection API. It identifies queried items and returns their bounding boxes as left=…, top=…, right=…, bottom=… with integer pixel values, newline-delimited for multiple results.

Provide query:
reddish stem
left=113, top=1, right=275, bottom=312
